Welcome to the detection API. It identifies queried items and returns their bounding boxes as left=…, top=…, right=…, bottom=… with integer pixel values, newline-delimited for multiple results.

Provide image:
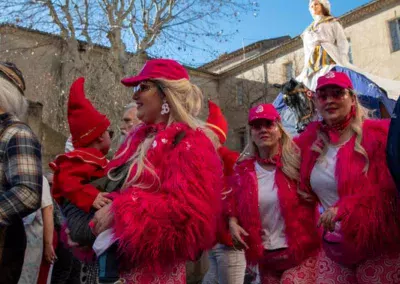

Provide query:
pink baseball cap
left=121, top=59, right=190, bottom=87
left=316, top=71, right=354, bottom=91
left=248, top=104, right=281, bottom=125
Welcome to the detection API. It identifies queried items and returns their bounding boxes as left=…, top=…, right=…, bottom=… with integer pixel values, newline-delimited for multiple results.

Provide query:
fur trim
left=111, top=123, right=223, bottom=272
left=230, top=158, right=320, bottom=265
left=299, top=119, right=400, bottom=256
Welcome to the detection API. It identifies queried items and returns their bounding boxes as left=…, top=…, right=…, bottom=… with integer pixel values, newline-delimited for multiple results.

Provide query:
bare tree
left=0, top=0, right=258, bottom=73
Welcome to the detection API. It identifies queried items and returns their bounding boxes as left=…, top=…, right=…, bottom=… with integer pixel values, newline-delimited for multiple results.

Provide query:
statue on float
left=274, top=0, right=400, bottom=135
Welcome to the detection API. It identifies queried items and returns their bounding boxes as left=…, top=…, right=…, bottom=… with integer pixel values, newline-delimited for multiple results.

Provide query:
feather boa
left=110, top=122, right=223, bottom=272
left=228, top=158, right=320, bottom=265
left=297, top=119, right=400, bottom=256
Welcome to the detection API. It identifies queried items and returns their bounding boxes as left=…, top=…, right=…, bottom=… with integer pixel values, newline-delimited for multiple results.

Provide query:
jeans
left=202, top=244, right=246, bottom=284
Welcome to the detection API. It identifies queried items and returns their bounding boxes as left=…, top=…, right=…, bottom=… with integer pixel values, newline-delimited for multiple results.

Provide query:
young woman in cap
left=297, top=71, right=400, bottom=283
left=226, top=104, right=320, bottom=283
left=90, top=59, right=223, bottom=283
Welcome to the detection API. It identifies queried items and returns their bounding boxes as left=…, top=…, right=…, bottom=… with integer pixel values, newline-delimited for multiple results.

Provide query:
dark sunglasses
left=250, top=119, right=276, bottom=130
left=315, top=88, right=348, bottom=102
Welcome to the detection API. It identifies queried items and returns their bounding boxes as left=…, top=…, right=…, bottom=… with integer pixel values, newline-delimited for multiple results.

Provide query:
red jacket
left=218, top=146, right=240, bottom=246
left=225, top=158, right=320, bottom=265
left=109, top=122, right=223, bottom=272
left=297, top=119, right=400, bottom=256
left=50, top=148, right=107, bottom=212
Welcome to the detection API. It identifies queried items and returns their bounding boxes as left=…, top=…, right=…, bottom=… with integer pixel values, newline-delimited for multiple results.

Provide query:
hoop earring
left=161, top=99, right=170, bottom=115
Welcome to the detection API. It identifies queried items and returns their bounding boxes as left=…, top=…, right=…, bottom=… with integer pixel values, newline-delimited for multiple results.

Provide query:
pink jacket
left=226, top=158, right=320, bottom=265
left=109, top=123, right=223, bottom=272
left=297, top=119, right=400, bottom=256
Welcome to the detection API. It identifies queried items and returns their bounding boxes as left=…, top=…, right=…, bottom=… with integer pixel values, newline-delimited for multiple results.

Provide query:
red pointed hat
left=206, top=100, right=228, bottom=144
left=68, top=77, right=110, bottom=148
left=121, top=59, right=189, bottom=87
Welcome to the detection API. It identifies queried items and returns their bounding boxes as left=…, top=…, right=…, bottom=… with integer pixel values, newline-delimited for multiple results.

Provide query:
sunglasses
left=315, top=88, right=348, bottom=102
left=250, top=120, right=276, bottom=130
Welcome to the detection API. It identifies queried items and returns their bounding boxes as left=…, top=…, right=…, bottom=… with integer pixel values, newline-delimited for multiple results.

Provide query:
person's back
left=387, top=96, right=400, bottom=192
left=0, top=62, right=42, bottom=283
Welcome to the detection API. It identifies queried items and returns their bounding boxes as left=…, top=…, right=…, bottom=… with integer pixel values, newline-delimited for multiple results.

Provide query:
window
left=389, top=18, right=400, bottom=52
left=236, top=82, right=244, bottom=106
left=285, top=62, right=294, bottom=80
left=238, top=130, right=246, bottom=151
left=347, top=38, right=354, bottom=64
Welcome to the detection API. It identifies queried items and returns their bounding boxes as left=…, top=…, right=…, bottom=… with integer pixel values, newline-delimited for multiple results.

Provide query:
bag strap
left=173, top=131, right=186, bottom=147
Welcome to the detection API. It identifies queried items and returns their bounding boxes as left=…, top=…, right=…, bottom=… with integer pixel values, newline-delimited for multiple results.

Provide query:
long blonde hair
left=243, top=121, right=301, bottom=181
left=0, top=77, right=28, bottom=121
left=311, top=90, right=370, bottom=173
left=114, top=78, right=218, bottom=190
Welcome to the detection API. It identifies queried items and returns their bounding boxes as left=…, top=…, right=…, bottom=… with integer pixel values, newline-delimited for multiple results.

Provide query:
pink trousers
left=120, top=262, right=186, bottom=284
left=316, top=250, right=400, bottom=284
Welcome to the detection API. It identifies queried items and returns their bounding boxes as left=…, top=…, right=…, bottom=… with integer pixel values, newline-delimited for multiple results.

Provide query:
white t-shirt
left=41, top=177, right=53, bottom=209
left=310, top=145, right=340, bottom=210
left=255, top=162, right=288, bottom=250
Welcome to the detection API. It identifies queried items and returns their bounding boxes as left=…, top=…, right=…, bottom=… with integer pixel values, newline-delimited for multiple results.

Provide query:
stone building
left=0, top=0, right=399, bottom=162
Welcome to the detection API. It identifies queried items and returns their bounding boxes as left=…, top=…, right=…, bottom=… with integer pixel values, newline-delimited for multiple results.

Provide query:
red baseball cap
left=248, top=104, right=281, bottom=125
left=121, top=59, right=189, bottom=87
left=316, top=71, right=354, bottom=91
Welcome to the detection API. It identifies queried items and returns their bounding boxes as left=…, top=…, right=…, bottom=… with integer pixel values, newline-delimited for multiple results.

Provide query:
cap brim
left=121, top=75, right=151, bottom=87
left=316, top=82, right=349, bottom=91
left=248, top=116, right=278, bottom=125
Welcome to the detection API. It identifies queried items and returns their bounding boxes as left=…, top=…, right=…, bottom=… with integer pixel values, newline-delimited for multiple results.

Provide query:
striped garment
left=306, top=45, right=336, bottom=77
left=0, top=112, right=42, bottom=284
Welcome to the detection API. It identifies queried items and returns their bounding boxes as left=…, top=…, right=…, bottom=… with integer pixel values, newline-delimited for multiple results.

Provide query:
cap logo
left=255, top=105, right=264, bottom=113
left=325, top=72, right=335, bottom=79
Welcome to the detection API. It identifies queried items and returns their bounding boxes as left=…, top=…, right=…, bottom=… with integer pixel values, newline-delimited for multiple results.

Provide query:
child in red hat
left=50, top=77, right=112, bottom=212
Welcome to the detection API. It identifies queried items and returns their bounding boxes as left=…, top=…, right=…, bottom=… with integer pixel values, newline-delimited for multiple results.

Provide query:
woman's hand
left=229, top=217, right=249, bottom=249
left=318, top=206, right=338, bottom=232
left=92, top=192, right=112, bottom=209
left=91, top=203, right=114, bottom=236
left=44, top=242, right=57, bottom=264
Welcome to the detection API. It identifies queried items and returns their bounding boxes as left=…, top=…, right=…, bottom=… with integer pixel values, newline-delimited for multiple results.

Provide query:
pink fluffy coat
left=109, top=122, right=223, bottom=273
left=226, top=158, right=320, bottom=265
left=296, top=119, right=400, bottom=256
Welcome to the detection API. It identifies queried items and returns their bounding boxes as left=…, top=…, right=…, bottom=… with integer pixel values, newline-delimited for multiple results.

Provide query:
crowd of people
left=0, top=0, right=399, bottom=284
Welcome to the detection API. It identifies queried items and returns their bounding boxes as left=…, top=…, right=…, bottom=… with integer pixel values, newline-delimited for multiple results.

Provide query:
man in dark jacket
left=0, top=62, right=42, bottom=283
left=387, top=96, right=400, bottom=192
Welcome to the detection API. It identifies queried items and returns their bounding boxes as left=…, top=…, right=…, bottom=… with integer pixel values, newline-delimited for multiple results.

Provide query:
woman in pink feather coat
left=90, top=59, right=223, bottom=283
left=296, top=71, right=400, bottom=283
left=226, top=103, right=320, bottom=283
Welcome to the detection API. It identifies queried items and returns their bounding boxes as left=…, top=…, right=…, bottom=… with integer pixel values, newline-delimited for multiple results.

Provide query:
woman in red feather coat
left=296, top=71, right=400, bottom=283
left=227, top=103, right=320, bottom=283
left=90, top=59, right=223, bottom=283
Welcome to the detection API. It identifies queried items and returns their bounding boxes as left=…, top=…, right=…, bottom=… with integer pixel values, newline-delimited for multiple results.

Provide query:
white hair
left=0, top=77, right=28, bottom=120
left=124, top=102, right=137, bottom=111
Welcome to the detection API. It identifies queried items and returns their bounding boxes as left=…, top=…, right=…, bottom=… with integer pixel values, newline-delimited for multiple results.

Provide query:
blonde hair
left=0, top=77, right=28, bottom=120
left=243, top=121, right=300, bottom=181
left=311, top=90, right=370, bottom=173
left=113, top=78, right=218, bottom=190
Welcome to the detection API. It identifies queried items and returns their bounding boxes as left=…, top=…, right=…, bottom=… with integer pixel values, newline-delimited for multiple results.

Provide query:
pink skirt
left=120, top=262, right=186, bottom=284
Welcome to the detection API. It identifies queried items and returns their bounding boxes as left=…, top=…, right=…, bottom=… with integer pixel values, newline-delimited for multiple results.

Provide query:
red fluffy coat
left=217, top=146, right=239, bottom=246
left=109, top=123, right=223, bottom=272
left=226, top=158, right=320, bottom=265
left=297, top=119, right=400, bottom=256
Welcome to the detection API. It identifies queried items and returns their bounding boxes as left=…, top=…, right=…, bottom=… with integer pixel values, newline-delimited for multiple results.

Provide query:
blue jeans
left=202, top=244, right=246, bottom=284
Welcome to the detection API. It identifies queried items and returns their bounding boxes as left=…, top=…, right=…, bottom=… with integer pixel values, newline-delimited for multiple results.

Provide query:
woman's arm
left=333, top=21, right=349, bottom=61
left=42, top=204, right=56, bottom=263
